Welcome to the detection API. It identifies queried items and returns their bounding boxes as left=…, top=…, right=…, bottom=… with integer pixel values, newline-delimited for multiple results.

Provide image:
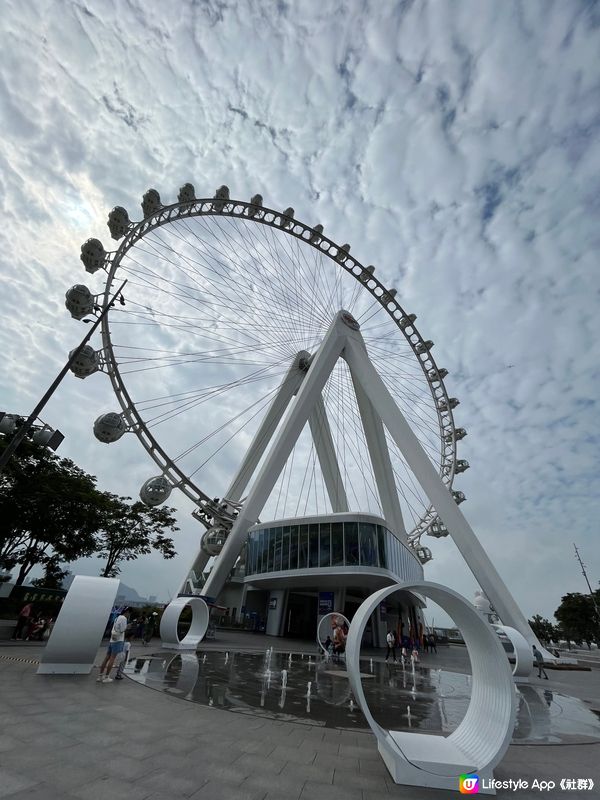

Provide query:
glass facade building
left=246, top=517, right=422, bottom=583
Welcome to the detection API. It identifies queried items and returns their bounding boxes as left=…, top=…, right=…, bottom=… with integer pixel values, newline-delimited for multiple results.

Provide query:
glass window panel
left=247, top=537, right=254, bottom=574
left=257, top=532, right=263, bottom=572
left=319, top=522, right=331, bottom=568
left=377, top=526, right=387, bottom=569
left=309, top=523, right=319, bottom=568
left=267, top=528, right=275, bottom=571
left=298, top=524, right=309, bottom=569
left=273, top=527, right=282, bottom=571
left=289, top=525, right=298, bottom=570
left=344, top=521, right=359, bottom=566
left=359, top=523, right=377, bottom=566
left=282, top=527, right=290, bottom=571
left=331, top=522, right=344, bottom=565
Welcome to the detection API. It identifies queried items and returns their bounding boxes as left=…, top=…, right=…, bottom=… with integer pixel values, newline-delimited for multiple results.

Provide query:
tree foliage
left=31, top=556, right=71, bottom=590
left=0, top=437, right=179, bottom=586
left=528, top=614, right=557, bottom=644
left=554, top=592, right=600, bottom=645
left=0, top=438, right=103, bottom=585
left=95, top=494, right=178, bottom=578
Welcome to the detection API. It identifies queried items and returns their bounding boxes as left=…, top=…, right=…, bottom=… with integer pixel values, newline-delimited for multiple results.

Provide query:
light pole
left=573, top=543, right=600, bottom=644
left=0, top=279, right=127, bottom=473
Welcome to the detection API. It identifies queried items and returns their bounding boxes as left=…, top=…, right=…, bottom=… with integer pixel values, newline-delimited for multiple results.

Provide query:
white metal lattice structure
left=70, top=186, right=467, bottom=561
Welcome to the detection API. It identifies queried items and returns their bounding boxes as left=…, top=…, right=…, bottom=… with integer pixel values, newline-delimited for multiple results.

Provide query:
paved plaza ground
left=1, top=632, right=599, bottom=800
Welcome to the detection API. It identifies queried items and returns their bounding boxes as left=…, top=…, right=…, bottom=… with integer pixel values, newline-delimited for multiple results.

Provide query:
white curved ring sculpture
left=346, top=582, right=516, bottom=794
left=495, top=624, right=533, bottom=682
left=316, top=612, right=350, bottom=655
left=160, top=596, right=209, bottom=651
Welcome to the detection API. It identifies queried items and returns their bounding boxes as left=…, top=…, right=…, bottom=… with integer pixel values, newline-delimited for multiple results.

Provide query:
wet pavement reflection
left=124, top=650, right=600, bottom=744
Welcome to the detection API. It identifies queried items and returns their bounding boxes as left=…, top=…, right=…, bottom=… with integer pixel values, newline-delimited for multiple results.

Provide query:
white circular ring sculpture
left=160, top=596, right=209, bottom=651
left=317, top=612, right=350, bottom=655
left=346, top=582, right=516, bottom=793
left=494, top=624, right=534, bottom=682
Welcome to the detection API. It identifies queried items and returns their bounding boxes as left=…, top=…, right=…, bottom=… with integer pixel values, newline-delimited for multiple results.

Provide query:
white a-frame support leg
left=351, top=375, right=406, bottom=539
left=201, top=316, right=348, bottom=599
left=183, top=351, right=309, bottom=592
left=199, top=310, right=541, bottom=656
left=343, top=333, right=541, bottom=651
left=309, top=395, right=349, bottom=513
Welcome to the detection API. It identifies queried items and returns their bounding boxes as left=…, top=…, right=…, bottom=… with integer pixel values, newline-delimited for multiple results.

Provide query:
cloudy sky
left=1, top=0, right=598, bottom=622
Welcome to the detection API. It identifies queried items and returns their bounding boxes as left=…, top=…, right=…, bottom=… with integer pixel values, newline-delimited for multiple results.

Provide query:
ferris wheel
left=65, top=184, right=469, bottom=566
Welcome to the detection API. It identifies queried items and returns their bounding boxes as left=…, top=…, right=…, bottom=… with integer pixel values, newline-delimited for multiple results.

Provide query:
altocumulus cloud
left=0, top=0, right=598, bottom=618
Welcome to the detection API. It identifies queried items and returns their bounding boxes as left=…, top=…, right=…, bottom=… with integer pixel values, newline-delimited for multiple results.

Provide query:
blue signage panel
left=318, top=591, right=334, bottom=615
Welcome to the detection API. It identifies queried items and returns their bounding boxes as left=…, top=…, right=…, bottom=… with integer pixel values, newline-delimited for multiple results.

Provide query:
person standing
left=385, top=630, right=397, bottom=662
left=97, top=608, right=129, bottom=683
left=533, top=645, right=548, bottom=680
left=115, top=627, right=134, bottom=680
left=11, top=603, right=33, bottom=640
left=142, top=614, right=155, bottom=646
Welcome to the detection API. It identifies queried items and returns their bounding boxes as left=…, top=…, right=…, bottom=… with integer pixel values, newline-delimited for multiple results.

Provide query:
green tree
left=528, top=614, right=557, bottom=644
left=0, top=438, right=105, bottom=586
left=95, top=494, right=178, bottom=578
left=31, top=556, right=71, bottom=590
left=554, top=592, right=600, bottom=646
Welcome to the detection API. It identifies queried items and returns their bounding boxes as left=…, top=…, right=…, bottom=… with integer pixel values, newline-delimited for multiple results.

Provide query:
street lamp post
left=0, top=280, right=127, bottom=473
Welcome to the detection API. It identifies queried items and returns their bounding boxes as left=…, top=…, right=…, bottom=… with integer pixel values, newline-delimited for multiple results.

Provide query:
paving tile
left=297, top=737, right=339, bottom=755
left=358, top=756, right=389, bottom=777
left=271, top=744, right=317, bottom=765
left=237, top=738, right=277, bottom=756
left=3, top=782, right=80, bottom=800
left=300, top=780, right=363, bottom=800
left=189, top=780, right=266, bottom=800
left=0, top=735, right=18, bottom=753
left=313, top=751, right=359, bottom=773
left=333, top=767, right=387, bottom=790
left=280, top=761, right=334, bottom=784
left=136, top=769, right=205, bottom=797
left=32, top=762, right=107, bottom=791
left=232, top=752, right=287, bottom=777
left=338, top=742, right=380, bottom=760
left=241, top=772, right=306, bottom=797
left=0, top=768, right=40, bottom=798
left=71, top=776, right=152, bottom=800
left=103, top=755, right=154, bottom=780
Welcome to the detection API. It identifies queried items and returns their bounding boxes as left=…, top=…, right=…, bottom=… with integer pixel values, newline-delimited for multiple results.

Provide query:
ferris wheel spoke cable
left=140, top=366, right=288, bottom=423
left=325, top=370, right=440, bottom=466
left=337, top=367, right=383, bottom=513
left=121, top=269, right=308, bottom=343
left=325, top=371, right=388, bottom=513
left=240, top=216, right=327, bottom=339
left=144, top=360, right=289, bottom=428
left=262, top=219, right=334, bottom=332
left=324, top=372, right=430, bottom=519
left=134, top=229, right=302, bottom=350
left=175, top=381, right=284, bottom=469
left=125, top=244, right=300, bottom=357
left=324, top=371, right=373, bottom=513
left=151, top=218, right=270, bottom=310
left=203, top=214, right=316, bottom=344
left=387, top=435, right=434, bottom=518
left=116, top=262, right=278, bottom=354
left=134, top=363, right=288, bottom=408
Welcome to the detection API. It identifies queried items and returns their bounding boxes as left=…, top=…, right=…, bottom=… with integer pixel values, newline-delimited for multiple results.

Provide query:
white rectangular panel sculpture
left=37, top=575, right=120, bottom=675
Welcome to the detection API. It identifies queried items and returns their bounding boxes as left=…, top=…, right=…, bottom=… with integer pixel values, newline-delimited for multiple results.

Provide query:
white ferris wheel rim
left=95, top=193, right=460, bottom=546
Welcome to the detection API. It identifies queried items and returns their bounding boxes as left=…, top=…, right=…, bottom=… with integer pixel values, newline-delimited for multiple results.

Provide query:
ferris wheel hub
left=340, top=310, right=360, bottom=330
